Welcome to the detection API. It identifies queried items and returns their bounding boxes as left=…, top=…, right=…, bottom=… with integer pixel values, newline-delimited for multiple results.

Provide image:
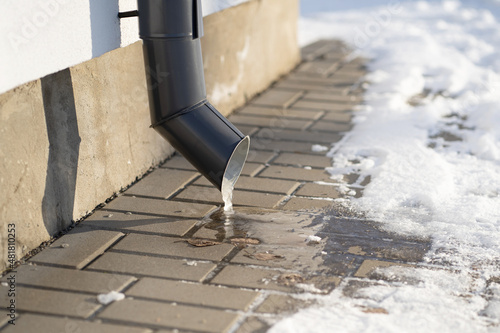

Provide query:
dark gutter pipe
left=135, top=0, right=250, bottom=192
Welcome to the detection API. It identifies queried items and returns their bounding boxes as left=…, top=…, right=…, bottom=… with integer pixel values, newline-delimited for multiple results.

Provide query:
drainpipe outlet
left=137, top=0, right=250, bottom=191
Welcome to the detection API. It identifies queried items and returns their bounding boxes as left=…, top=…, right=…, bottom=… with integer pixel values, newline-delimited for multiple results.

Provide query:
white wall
left=0, top=0, right=249, bottom=94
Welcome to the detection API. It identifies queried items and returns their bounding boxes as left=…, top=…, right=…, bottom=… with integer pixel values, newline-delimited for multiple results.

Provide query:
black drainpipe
left=133, top=0, right=250, bottom=192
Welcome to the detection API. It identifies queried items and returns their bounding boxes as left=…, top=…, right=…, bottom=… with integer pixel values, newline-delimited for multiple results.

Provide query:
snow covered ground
left=270, top=1, right=500, bottom=332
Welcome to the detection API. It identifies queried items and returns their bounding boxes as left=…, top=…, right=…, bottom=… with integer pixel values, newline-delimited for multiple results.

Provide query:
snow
left=305, top=235, right=322, bottom=244
left=312, top=144, right=329, bottom=152
left=270, top=1, right=500, bottom=332
left=97, top=291, right=125, bottom=305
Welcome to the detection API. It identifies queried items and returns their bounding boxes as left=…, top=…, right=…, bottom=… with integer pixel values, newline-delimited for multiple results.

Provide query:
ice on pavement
left=270, top=1, right=500, bottom=332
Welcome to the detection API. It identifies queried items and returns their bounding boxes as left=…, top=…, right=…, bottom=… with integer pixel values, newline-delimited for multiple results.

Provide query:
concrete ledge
left=203, top=0, right=300, bottom=115
left=0, top=0, right=299, bottom=271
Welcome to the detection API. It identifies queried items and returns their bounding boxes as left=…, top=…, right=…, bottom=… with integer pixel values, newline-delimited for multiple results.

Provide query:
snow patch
left=97, top=291, right=125, bottom=305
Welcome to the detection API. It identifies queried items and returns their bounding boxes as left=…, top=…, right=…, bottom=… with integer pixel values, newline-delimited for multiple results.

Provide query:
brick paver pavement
left=0, top=40, right=432, bottom=333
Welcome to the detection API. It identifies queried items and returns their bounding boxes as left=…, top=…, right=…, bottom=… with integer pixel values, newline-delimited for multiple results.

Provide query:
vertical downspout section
left=137, top=0, right=249, bottom=191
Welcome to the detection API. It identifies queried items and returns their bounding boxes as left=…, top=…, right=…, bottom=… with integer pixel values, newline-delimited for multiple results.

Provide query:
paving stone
left=292, top=100, right=356, bottom=112
left=1, top=314, right=151, bottom=333
left=324, top=49, right=350, bottom=61
left=192, top=226, right=223, bottom=240
left=228, top=114, right=312, bottom=130
left=287, top=73, right=351, bottom=85
left=235, top=317, right=270, bottom=333
left=210, top=265, right=293, bottom=292
left=342, top=279, right=386, bottom=299
left=240, top=162, right=266, bottom=177
left=99, top=299, right=239, bottom=333
left=274, top=80, right=350, bottom=94
left=282, top=197, right=334, bottom=211
left=126, top=277, right=259, bottom=310
left=30, top=226, right=124, bottom=269
left=255, top=294, right=313, bottom=314
left=322, top=112, right=353, bottom=123
left=300, top=39, right=345, bottom=61
left=198, top=207, right=323, bottom=246
left=295, top=183, right=342, bottom=199
left=296, top=60, right=340, bottom=76
left=303, top=92, right=361, bottom=104
left=104, top=196, right=216, bottom=219
left=258, top=165, right=332, bottom=182
left=301, top=39, right=335, bottom=60
left=1, top=264, right=135, bottom=293
left=254, top=128, right=342, bottom=144
left=239, top=105, right=323, bottom=120
left=235, top=124, right=260, bottom=136
left=332, top=70, right=367, bottom=81
left=354, top=259, right=414, bottom=278
left=175, top=186, right=285, bottom=209
left=320, top=235, right=430, bottom=262
left=319, top=217, right=402, bottom=241
left=125, top=168, right=198, bottom=199
left=321, top=253, right=364, bottom=277
left=273, top=152, right=331, bottom=168
left=245, top=150, right=276, bottom=164
left=0, top=286, right=100, bottom=318
left=252, top=90, right=303, bottom=108
left=0, top=314, right=7, bottom=328
left=231, top=244, right=324, bottom=271
left=321, top=217, right=430, bottom=245
left=111, top=233, right=234, bottom=261
left=251, top=140, right=329, bottom=154
left=335, top=68, right=368, bottom=78
left=292, top=75, right=355, bottom=89
left=83, top=210, right=198, bottom=237
left=162, top=155, right=196, bottom=171
left=194, top=176, right=300, bottom=195
left=340, top=59, right=368, bottom=70
left=172, top=185, right=221, bottom=206
left=87, top=252, right=216, bottom=281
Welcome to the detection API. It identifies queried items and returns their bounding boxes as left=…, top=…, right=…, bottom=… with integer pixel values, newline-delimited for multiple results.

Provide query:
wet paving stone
left=342, top=279, right=387, bottom=298
left=210, top=265, right=300, bottom=292
left=354, top=259, right=416, bottom=279
left=111, top=233, right=235, bottom=261
left=320, top=234, right=430, bottom=262
left=230, top=244, right=325, bottom=272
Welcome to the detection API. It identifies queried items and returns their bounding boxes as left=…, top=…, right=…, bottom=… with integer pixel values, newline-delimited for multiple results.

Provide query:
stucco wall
left=0, top=0, right=250, bottom=95
left=0, top=0, right=299, bottom=272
